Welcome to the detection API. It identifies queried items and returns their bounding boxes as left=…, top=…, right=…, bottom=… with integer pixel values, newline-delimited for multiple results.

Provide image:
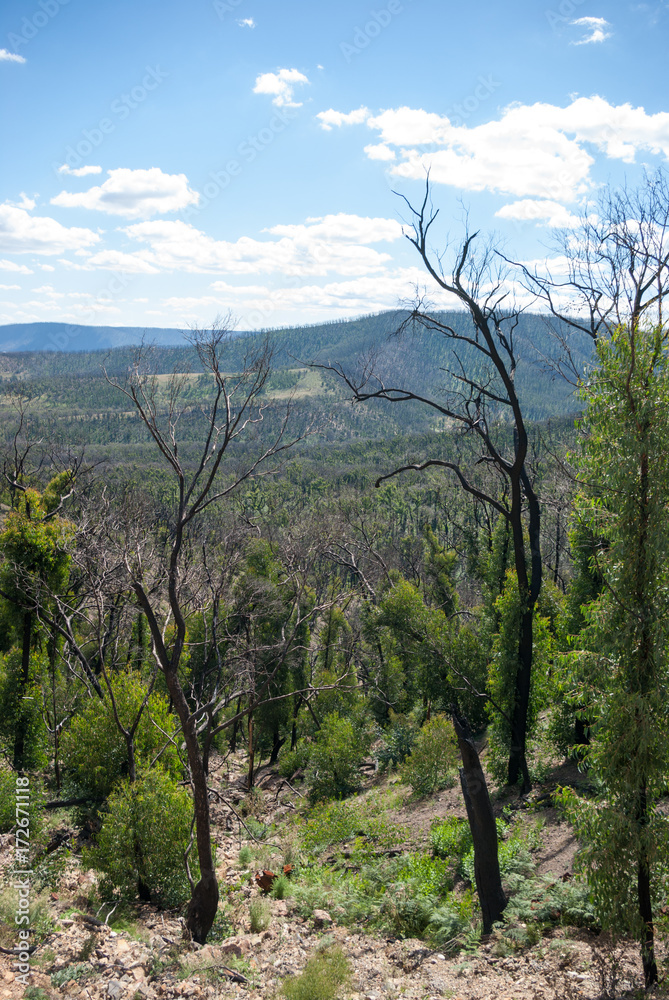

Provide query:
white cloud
left=364, top=143, right=396, bottom=161
left=495, top=199, right=584, bottom=228
left=120, top=213, right=401, bottom=277
left=72, top=250, right=161, bottom=274
left=0, top=204, right=100, bottom=255
left=238, top=17, right=255, bottom=27
left=253, top=68, right=310, bottom=108
left=316, top=107, right=370, bottom=130
left=40, top=264, right=55, bottom=271
left=571, top=16, right=612, bottom=44
left=264, top=213, right=403, bottom=244
left=0, top=259, right=33, bottom=274
left=163, top=265, right=462, bottom=327
left=324, top=97, right=669, bottom=202
left=0, top=49, right=25, bottom=63
left=58, top=164, right=103, bottom=177
left=51, top=167, right=199, bottom=219
left=0, top=284, right=20, bottom=290
left=8, top=193, right=36, bottom=210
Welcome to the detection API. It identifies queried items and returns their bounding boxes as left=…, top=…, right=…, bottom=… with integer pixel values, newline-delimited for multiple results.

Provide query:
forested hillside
left=2, top=191, right=669, bottom=998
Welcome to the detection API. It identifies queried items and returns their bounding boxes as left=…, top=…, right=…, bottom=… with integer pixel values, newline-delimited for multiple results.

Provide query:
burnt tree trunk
left=13, top=611, right=33, bottom=771
left=452, top=712, right=507, bottom=933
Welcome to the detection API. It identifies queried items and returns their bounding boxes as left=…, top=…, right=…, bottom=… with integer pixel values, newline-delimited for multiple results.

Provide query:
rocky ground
left=1, top=758, right=667, bottom=1000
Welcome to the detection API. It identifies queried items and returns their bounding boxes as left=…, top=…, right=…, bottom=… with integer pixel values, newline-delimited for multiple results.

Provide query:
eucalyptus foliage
left=559, top=326, right=669, bottom=986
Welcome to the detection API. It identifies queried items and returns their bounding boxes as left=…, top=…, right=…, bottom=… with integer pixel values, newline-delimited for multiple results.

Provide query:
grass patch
left=281, top=945, right=352, bottom=1000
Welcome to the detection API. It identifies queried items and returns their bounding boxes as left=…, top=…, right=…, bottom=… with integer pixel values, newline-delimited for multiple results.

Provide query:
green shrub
left=503, top=873, right=597, bottom=929
left=278, top=738, right=312, bottom=778
left=394, top=853, right=452, bottom=896
left=51, top=963, right=92, bottom=988
left=271, top=874, right=292, bottom=899
left=428, top=890, right=475, bottom=950
left=281, top=946, right=352, bottom=1000
left=249, top=897, right=271, bottom=932
left=430, top=816, right=473, bottom=862
left=400, top=716, right=459, bottom=796
left=375, top=716, right=417, bottom=772
left=83, top=769, right=197, bottom=908
left=238, top=846, right=253, bottom=867
left=461, top=837, right=534, bottom=884
left=306, top=713, right=373, bottom=802
left=0, top=650, right=49, bottom=770
left=299, top=800, right=404, bottom=856
left=61, top=671, right=181, bottom=800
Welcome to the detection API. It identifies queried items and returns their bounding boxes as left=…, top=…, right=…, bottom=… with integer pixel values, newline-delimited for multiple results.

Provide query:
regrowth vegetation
left=2, top=174, right=669, bottom=994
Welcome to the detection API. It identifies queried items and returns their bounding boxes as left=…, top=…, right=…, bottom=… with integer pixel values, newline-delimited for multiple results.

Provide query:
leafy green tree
left=306, top=712, right=373, bottom=802
left=61, top=671, right=181, bottom=799
left=84, top=768, right=198, bottom=907
left=560, top=326, right=669, bottom=987
left=486, top=569, right=557, bottom=782
left=0, top=472, right=74, bottom=770
left=229, top=539, right=312, bottom=785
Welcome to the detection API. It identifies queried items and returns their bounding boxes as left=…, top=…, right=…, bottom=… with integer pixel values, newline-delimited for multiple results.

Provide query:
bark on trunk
left=638, top=853, right=657, bottom=987
left=507, top=606, right=532, bottom=793
left=163, top=666, right=219, bottom=944
left=452, top=713, right=507, bottom=933
left=13, top=611, right=32, bottom=771
left=269, top=731, right=285, bottom=765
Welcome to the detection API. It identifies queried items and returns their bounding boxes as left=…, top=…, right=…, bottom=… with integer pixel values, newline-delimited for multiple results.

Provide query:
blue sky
left=1, top=0, right=668, bottom=332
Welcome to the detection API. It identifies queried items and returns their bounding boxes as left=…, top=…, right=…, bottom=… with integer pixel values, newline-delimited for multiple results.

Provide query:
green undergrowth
left=278, top=791, right=598, bottom=954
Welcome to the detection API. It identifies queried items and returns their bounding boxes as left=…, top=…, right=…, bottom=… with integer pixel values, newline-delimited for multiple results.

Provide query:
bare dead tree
left=101, top=318, right=310, bottom=943
left=513, top=168, right=669, bottom=379
left=313, top=185, right=541, bottom=793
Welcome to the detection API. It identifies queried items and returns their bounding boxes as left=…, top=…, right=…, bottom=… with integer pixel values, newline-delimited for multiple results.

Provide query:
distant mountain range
left=0, top=322, right=192, bottom=353
left=0, top=312, right=593, bottom=421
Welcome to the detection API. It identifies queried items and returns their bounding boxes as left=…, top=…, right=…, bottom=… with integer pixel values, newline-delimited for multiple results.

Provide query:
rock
left=107, top=981, right=124, bottom=998
left=312, top=909, right=332, bottom=928
left=219, top=936, right=249, bottom=958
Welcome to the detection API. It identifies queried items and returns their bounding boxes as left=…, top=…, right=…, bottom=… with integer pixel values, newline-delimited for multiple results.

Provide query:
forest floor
left=1, top=752, right=667, bottom=1000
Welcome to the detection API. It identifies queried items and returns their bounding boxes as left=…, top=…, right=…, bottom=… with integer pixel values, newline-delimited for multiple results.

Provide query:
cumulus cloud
left=238, top=17, right=255, bottom=27
left=495, top=199, right=584, bottom=228
left=71, top=250, right=161, bottom=274
left=253, top=68, right=310, bottom=108
left=118, top=213, right=402, bottom=277
left=0, top=49, right=25, bottom=63
left=321, top=97, right=669, bottom=202
left=8, top=193, right=36, bottom=210
left=0, top=204, right=100, bottom=255
left=264, top=213, right=403, bottom=244
left=364, top=143, right=396, bottom=161
left=58, top=164, right=103, bottom=177
left=316, top=107, right=371, bottom=130
left=51, top=167, right=199, bottom=219
left=0, top=259, right=34, bottom=274
left=571, top=16, right=612, bottom=44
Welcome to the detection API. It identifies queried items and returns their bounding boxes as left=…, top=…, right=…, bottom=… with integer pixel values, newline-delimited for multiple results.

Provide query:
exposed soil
left=1, top=755, right=666, bottom=1000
